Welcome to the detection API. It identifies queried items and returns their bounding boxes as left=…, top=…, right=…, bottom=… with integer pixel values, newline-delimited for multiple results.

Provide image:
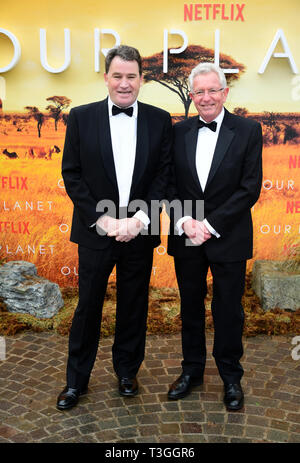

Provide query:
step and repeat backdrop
left=0, top=0, right=299, bottom=287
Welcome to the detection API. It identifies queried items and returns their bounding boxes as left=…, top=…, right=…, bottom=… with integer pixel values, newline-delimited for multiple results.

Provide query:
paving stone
left=28, top=428, right=49, bottom=440
left=181, top=434, right=207, bottom=443
left=139, top=424, right=159, bottom=436
left=227, top=412, right=246, bottom=424
left=247, top=415, right=269, bottom=427
left=79, top=423, right=101, bottom=435
left=163, top=401, right=180, bottom=411
left=265, top=408, right=286, bottom=420
left=223, top=423, right=244, bottom=437
left=98, top=419, right=118, bottom=430
left=245, top=425, right=267, bottom=439
left=78, top=413, right=99, bottom=425
left=180, top=422, right=203, bottom=434
left=9, top=433, right=30, bottom=443
left=288, top=433, right=300, bottom=443
left=182, top=411, right=205, bottom=422
left=0, top=425, right=19, bottom=439
left=58, top=428, right=81, bottom=440
left=202, top=422, right=224, bottom=435
left=206, top=412, right=226, bottom=424
left=94, top=429, right=118, bottom=441
left=117, top=415, right=137, bottom=427
left=179, top=401, right=203, bottom=411
left=270, top=419, right=290, bottom=431
left=230, top=437, right=254, bottom=443
left=137, top=413, right=159, bottom=425
left=206, top=435, right=228, bottom=443
left=287, top=412, right=300, bottom=423
left=160, top=412, right=182, bottom=423
left=160, top=423, right=180, bottom=434
left=117, top=426, right=139, bottom=439
left=266, top=428, right=290, bottom=443
left=0, top=331, right=298, bottom=443
left=158, top=435, right=182, bottom=443
left=144, top=404, right=162, bottom=413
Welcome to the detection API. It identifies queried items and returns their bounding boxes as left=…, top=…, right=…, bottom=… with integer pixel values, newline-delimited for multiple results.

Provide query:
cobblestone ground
left=0, top=332, right=299, bottom=443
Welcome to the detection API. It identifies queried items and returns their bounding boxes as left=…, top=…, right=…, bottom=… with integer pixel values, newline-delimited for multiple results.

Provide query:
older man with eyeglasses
left=167, top=62, right=263, bottom=411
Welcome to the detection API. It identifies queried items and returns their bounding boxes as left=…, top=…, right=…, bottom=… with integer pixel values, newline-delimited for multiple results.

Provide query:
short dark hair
left=105, top=45, right=142, bottom=75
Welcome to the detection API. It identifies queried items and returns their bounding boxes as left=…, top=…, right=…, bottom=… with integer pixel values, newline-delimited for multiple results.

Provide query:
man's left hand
left=183, top=219, right=212, bottom=245
left=107, top=217, right=144, bottom=242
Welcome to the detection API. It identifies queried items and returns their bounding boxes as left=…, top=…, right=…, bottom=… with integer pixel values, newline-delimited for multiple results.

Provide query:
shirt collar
left=108, top=97, right=138, bottom=118
left=199, top=107, right=224, bottom=131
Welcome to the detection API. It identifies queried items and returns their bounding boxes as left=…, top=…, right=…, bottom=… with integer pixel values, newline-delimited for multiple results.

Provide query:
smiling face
left=190, top=72, right=229, bottom=122
left=104, top=56, right=142, bottom=108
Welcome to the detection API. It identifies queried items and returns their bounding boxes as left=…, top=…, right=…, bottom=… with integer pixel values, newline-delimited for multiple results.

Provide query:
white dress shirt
left=107, top=98, right=150, bottom=227
left=177, top=108, right=225, bottom=238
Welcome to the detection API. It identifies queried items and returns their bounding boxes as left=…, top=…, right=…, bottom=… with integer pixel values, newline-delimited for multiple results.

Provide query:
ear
left=223, top=87, right=229, bottom=101
left=104, top=73, right=108, bottom=86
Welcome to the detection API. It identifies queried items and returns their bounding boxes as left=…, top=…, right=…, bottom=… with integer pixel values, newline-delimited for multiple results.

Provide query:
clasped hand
left=96, top=215, right=144, bottom=242
left=182, top=218, right=211, bottom=245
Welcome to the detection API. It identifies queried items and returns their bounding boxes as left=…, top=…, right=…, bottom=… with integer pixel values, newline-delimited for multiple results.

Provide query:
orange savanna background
left=0, top=110, right=299, bottom=288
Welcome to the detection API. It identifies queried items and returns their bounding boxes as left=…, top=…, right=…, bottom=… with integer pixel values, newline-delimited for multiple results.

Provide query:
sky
left=0, top=0, right=299, bottom=113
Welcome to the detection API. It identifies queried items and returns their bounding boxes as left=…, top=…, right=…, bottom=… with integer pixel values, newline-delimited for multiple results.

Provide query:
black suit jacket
left=167, top=109, right=263, bottom=262
left=62, top=98, right=172, bottom=250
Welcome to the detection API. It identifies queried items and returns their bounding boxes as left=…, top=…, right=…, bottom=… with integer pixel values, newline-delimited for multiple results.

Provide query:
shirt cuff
left=175, top=216, right=193, bottom=236
left=203, top=219, right=220, bottom=238
left=133, top=210, right=150, bottom=229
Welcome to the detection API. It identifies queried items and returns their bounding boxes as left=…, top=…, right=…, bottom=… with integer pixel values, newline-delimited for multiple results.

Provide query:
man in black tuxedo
left=167, top=63, right=262, bottom=410
left=57, top=45, right=172, bottom=410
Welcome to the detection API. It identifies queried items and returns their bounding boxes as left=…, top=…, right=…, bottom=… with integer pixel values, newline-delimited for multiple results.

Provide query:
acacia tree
left=46, top=96, right=71, bottom=130
left=142, top=45, right=245, bottom=118
left=24, top=106, right=44, bottom=137
left=233, top=107, right=249, bottom=117
left=262, top=111, right=280, bottom=145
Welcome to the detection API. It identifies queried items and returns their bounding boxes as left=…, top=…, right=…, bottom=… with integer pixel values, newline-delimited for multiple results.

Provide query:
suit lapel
left=98, top=98, right=119, bottom=191
left=129, top=102, right=149, bottom=199
left=205, top=109, right=235, bottom=189
left=185, top=116, right=203, bottom=193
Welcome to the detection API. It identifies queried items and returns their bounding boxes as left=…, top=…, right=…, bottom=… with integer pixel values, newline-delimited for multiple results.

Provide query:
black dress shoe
left=119, top=377, right=138, bottom=397
left=56, top=386, right=87, bottom=410
left=168, top=374, right=203, bottom=400
left=223, top=383, right=244, bottom=411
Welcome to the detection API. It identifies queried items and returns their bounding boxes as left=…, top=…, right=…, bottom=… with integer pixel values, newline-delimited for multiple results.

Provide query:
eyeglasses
left=192, top=88, right=224, bottom=96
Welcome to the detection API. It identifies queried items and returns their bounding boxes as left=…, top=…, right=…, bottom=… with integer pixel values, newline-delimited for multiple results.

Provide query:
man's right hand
left=96, top=216, right=143, bottom=242
left=96, top=215, right=118, bottom=235
left=182, top=218, right=211, bottom=245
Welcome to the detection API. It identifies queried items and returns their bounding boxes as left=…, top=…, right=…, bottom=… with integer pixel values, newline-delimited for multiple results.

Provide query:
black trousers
left=66, top=242, right=153, bottom=390
left=174, top=254, right=246, bottom=385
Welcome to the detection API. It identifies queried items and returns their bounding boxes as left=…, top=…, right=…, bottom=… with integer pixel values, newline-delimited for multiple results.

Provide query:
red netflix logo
left=289, top=156, right=300, bottom=169
left=286, top=201, right=300, bottom=213
left=0, top=221, right=30, bottom=234
left=0, top=176, right=28, bottom=190
left=184, top=3, right=245, bottom=21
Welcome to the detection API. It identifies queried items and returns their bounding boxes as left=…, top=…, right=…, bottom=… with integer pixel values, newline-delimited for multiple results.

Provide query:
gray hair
left=189, top=62, right=227, bottom=92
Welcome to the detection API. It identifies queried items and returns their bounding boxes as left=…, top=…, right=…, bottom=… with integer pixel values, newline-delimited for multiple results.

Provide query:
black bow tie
left=198, top=119, right=217, bottom=132
left=112, top=105, right=133, bottom=117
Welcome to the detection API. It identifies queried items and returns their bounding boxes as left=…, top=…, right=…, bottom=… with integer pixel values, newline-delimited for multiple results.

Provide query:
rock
left=0, top=261, right=64, bottom=318
left=252, top=260, right=300, bottom=311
